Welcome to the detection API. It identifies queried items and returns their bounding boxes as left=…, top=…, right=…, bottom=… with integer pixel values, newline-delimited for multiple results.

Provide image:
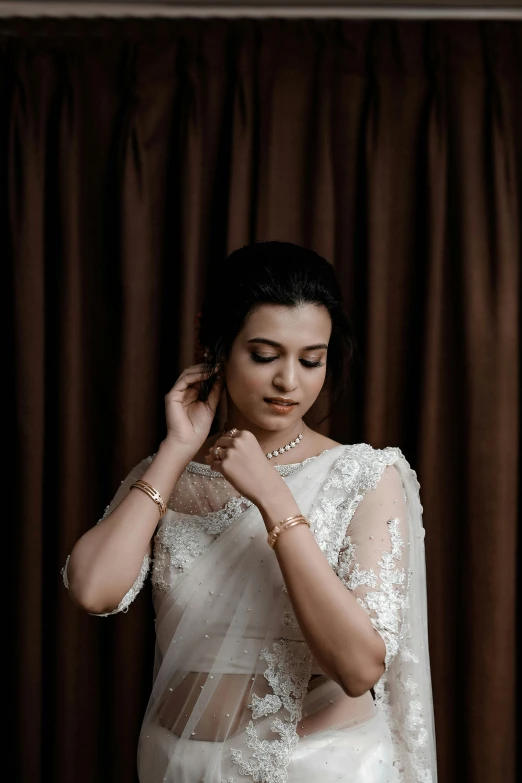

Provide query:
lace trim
left=230, top=640, right=312, bottom=783
left=374, top=666, right=432, bottom=783
left=110, top=554, right=151, bottom=615
left=185, top=449, right=337, bottom=479
left=61, top=554, right=151, bottom=616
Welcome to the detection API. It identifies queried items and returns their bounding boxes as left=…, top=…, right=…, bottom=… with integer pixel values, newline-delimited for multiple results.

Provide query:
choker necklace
left=266, top=432, right=303, bottom=460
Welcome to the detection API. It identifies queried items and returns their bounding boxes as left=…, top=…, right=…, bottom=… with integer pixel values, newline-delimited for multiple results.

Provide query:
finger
left=207, top=454, right=224, bottom=473
left=206, top=443, right=230, bottom=466
left=206, top=443, right=226, bottom=460
left=180, top=363, right=208, bottom=375
left=213, top=435, right=236, bottom=449
left=168, top=368, right=217, bottom=394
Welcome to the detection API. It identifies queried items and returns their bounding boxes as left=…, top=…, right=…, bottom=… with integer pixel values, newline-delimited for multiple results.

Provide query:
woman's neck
left=224, top=420, right=306, bottom=457
left=222, top=395, right=305, bottom=455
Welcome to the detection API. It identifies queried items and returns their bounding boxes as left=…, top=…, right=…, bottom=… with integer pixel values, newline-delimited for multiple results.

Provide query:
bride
left=63, top=241, right=437, bottom=782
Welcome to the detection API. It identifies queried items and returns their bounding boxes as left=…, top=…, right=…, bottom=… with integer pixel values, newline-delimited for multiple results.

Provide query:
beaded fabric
left=61, top=444, right=437, bottom=783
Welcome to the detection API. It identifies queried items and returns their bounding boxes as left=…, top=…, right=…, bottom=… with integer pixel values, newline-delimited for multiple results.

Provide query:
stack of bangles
left=129, top=480, right=309, bottom=548
left=267, top=514, right=310, bottom=549
left=131, top=479, right=167, bottom=518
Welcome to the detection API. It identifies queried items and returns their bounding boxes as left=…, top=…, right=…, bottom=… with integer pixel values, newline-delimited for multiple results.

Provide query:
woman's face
left=223, top=303, right=331, bottom=433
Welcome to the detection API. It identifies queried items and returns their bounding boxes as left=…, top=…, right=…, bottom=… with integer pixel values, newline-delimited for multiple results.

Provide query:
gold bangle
left=267, top=514, right=309, bottom=549
left=131, top=480, right=167, bottom=518
left=267, top=515, right=301, bottom=548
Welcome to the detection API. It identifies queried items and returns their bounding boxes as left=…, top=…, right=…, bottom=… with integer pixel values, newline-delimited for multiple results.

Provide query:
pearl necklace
left=266, top=432, right=303, bottom=460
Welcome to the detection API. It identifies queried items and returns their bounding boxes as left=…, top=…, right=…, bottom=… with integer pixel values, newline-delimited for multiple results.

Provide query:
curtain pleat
left=2, top=18, right=520, bottom=783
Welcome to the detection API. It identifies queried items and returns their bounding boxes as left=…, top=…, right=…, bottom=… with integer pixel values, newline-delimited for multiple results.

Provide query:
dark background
left=3, top=16, right=520, bottom=783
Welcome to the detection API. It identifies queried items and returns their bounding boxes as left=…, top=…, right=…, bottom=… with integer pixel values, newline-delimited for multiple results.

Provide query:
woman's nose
left=272, top=362, right=298, bottom=392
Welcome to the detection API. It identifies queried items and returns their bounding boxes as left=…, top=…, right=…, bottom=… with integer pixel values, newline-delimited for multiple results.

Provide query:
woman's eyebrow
left=247, top=338, right=328, bottom=350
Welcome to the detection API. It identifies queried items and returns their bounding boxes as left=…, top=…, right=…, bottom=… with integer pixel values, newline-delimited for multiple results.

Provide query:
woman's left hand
left=204, top=429, right=291, bottom=510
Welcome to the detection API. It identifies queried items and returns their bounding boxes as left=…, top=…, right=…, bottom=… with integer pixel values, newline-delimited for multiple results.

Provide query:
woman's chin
left=230, top=409, right=296, bottom=433
left=249, top=411, right=302, bottom=432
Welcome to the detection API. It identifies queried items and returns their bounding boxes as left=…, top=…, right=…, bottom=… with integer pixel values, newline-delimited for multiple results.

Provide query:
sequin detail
left=184, top=450, right=336, bottom=480
left=282, top=610, right=301, bottom=635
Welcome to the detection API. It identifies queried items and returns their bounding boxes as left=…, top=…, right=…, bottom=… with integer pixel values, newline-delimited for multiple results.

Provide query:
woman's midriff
left=158, top=673, right=375, bottom=742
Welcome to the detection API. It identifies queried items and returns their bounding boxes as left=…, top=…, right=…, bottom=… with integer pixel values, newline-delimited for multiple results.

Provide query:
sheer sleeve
left=336, top=462, right=409, bottom=670
left=61, top=456, right=153, bottom=616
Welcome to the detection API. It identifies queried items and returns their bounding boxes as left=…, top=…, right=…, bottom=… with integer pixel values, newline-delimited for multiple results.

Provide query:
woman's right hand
left=164, top=364, right=224, bottom=454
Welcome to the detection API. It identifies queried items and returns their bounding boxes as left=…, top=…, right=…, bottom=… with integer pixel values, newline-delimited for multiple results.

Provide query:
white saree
left=63, top=443, right=437, bottom=783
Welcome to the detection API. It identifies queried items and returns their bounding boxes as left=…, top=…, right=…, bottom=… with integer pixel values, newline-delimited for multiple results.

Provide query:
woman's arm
left=205, top=432, right=408, bottom=698
left=259, top=488, right=389, bottom=698
left=67, top=363, right=223, bottom=615
left=66, top=438, right=194, bottom=614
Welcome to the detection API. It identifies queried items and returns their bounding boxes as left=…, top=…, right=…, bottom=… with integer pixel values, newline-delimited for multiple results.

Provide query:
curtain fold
left=2, top=17, right=520, bottom=783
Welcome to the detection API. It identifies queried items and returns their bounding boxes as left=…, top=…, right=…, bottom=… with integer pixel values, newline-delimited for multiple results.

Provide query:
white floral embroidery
left=336, top=534, right=356, bottom=582
left=310, top=444, right=402, bottom=565
left=230, top=640, right=312, bottom=783
left=346, top=563, right=379, bottom=590
left=249, top=694, right=282, bottom=720
left=405, top=674, right=419, bottom=694
left=260, top=641, right=312, bottom=723
left=62, top=443, right=434, bottom=782
left=346, top=517, right=408, bottom=669
left=231, top=719, right=298, bottom=783
left=307, top=444, right=433, bottom=782
left=152, top=496, right=252, bottom=591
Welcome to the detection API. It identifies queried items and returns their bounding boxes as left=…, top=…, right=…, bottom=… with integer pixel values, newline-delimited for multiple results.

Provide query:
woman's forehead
left=240, top=303, right=332, bottom=345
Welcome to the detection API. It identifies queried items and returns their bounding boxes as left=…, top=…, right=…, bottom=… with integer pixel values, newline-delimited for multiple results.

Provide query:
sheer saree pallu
left=137, top=444, right=437, bottom=783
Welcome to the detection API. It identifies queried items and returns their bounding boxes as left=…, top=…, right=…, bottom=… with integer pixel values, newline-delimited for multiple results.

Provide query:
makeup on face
left=248, top=338, right=327, bottom=370
left=263, top=396, right=299, bottom=415
left=223, top=303, right=332, bottom=432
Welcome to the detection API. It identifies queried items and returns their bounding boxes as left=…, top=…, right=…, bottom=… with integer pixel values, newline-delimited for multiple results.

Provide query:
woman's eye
left=250, top=353, right=324, bottom=367
left=251, top=353, right=278, bottom=363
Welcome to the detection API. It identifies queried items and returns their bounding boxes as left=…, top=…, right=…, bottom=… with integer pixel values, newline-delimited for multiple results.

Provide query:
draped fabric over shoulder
left=63, top=444, right=436, bottom=782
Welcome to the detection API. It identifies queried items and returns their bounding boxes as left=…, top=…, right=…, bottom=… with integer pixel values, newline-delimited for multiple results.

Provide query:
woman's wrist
left=256, top=482, right=302, bottom=532
left=159, top=434, right=199, bottom=466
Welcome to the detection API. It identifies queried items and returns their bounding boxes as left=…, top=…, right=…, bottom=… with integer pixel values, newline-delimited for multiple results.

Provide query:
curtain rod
left=1, top=3, right=522, bottom=20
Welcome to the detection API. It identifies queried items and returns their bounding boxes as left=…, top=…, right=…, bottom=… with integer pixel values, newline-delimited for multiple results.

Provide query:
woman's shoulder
left=320, top=443, right=408, bottom=496
left=330, top=441, right=406, bottom=468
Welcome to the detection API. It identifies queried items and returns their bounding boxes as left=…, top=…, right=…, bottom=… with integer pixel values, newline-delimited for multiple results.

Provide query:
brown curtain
left=3, top=17, right=520, bottom=783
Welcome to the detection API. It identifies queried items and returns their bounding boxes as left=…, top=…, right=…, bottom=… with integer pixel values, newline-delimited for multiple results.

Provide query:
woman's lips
left=264, top=399, right=298, bottom=415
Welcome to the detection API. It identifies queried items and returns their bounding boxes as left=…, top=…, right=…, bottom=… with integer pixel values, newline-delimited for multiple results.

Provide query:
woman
left=63, top=242, right=437, bottom=782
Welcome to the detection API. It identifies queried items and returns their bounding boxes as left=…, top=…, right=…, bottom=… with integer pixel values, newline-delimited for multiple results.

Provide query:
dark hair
left=197, top=241, right=357, bottom=414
